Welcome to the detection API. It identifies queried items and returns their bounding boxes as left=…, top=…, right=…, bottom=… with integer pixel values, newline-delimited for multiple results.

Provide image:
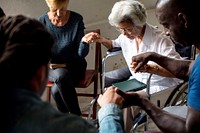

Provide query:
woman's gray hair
left=108, top=0, right=147, bottom=27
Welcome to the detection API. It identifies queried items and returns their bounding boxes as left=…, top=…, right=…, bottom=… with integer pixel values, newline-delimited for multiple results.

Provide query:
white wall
left=1, top=0, right=162, bottom=70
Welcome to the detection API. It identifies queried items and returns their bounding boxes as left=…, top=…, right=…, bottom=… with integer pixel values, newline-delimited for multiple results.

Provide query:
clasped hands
left=97, top=86, right=143, bottom=109
left=130, top=52, right=158, bottom=73
left=81, top=32, right=102, bottom=44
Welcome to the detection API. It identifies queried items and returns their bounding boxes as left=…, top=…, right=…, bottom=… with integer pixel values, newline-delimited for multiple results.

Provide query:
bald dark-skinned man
left=128, top=0, right=200, bottom=132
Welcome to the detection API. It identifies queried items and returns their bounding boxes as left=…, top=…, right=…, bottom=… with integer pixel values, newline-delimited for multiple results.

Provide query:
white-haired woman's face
left=116, top=20, right=142, bottom=40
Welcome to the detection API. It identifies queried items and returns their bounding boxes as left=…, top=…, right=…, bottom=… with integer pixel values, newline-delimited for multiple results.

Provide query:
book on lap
left=112, top=78, right=147, bottom=92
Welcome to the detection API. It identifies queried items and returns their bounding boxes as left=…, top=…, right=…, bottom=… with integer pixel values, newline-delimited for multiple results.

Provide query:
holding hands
left=97, top=86, right=125, bottom=108
left=97, top=86, right=144, bottom=109
left=131, top=52, right=153, bottom=73
left=82, top=31, right=113, bottom=49
left=131, top=52, right=176, bottom=78
left=82, top=32, right=103, bottom=44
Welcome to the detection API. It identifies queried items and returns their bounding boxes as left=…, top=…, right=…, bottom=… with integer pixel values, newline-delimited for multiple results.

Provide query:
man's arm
left=115, top=89, right=200, bottom=133
left=132, top=52, right=193, bottom=80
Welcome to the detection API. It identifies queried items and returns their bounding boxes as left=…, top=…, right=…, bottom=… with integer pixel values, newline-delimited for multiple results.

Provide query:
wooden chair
left=76, top=28, right=102, bottom=119
left=46, top=29, right=102, bottom=119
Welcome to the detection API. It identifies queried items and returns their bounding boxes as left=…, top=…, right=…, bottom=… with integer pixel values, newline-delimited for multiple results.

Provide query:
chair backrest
left=76, top=29, right=102, bottom=89
left=85, top=29, right=102, bottom=76
left=76, top=29, right=102, bottom=119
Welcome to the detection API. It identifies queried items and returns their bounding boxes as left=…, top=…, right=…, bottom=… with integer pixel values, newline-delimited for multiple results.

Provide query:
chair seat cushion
left=47, top=81, right=53, bottom=87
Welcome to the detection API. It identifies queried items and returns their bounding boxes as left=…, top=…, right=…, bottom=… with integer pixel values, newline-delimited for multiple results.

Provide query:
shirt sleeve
left=188, top=55, right=200, bottom=111
left=98, top=104, right=125, bottom=133
left=77, top=16, right=89, bottom=58
left=159, top=36, right=182, bottom=59
left=111, top=34, right=124, bottom=48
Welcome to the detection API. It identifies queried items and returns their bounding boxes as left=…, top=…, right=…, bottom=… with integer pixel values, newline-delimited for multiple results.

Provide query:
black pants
left=48, top=59, right=87, bottom=115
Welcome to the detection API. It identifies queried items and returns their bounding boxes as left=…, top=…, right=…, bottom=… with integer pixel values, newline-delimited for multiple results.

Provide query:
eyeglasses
left=116, top=26, right=134, bottom=35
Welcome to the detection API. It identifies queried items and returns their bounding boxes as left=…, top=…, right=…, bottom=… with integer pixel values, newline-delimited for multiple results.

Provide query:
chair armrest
left=106, top=47, right=122, bottom=57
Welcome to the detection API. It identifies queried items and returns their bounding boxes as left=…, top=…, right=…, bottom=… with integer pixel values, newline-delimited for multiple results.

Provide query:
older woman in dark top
left=38, top=0, right=89, bottom=115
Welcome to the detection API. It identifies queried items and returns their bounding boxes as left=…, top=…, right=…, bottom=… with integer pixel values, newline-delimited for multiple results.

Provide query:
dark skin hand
left=131, top=52, right=193, bottom=81
left=115, top=88, right=200, bottom=133
left=131, top=61, right=176, bottom=78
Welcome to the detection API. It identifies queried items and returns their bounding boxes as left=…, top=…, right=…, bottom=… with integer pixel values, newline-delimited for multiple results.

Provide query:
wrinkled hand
left=81, top=32, right=101, bottom=44
left=130, top=62, right=151, bottom=73
left=97, top=86, right=125, bottom=108
left=131, top=52, right=154, bottom=73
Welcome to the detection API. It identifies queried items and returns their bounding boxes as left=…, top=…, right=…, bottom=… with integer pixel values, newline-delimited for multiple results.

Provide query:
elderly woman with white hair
left=83, top=0, right=183, bottom=132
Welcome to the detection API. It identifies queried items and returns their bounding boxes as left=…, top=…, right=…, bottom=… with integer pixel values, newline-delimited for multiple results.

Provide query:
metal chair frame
left=102, top=47, right=153, bottom=132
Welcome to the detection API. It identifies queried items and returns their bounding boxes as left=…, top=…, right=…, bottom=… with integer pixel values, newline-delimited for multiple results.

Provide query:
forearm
left=78, top=42, right=89, bottom=57
left=140, top=98, right=186, bottom=133
left=101, top=37, right=113, bottom=49
left=145, top=64, right=176, bottom=78
left=150, top=52, right=191, bottom=80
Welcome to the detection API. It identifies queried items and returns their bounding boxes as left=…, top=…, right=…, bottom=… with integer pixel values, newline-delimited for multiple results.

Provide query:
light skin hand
left=131, top=52, right=177, bottom=78
left=81, top=32, right=103, bottom=44
left=97, top=86, right=148, bottom=109
left=130, top=61, right=150, bottom=73
left=82, top=32, right=113, bottom=49
left=97, top=86, right=125, bottom=108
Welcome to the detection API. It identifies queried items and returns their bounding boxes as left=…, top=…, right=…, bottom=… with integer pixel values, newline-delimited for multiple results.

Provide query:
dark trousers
left=48, top=60, right=87, bottom=116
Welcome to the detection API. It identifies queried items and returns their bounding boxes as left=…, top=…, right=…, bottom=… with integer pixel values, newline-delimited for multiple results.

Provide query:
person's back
left=0, top=6, right=5, bottom=17
left=1, top=15, right=97, bottom=133
left=7, top=88, right=97, bottom=133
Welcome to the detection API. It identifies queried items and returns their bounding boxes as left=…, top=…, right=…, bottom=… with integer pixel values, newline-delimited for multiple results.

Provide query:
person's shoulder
left=43, top=110, right=98, bottom=132
left=38, top=13, right=48, bottom=22
left=19, top=102, right=98, bottom=132
left=70, top=11, right=83, bottom=19
left=146, top=23, right=163, bottom=35
left=147, top=23, right=170, bottom=39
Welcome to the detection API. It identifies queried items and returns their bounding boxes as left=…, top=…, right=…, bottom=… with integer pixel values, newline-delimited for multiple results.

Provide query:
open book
left=112, top=78, right=147, bottom=92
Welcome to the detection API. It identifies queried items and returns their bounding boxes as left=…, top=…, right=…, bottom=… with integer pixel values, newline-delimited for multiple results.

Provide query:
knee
left=51, top=84, right=59, bottom=96
left=53, top=69, right=71, bottom=83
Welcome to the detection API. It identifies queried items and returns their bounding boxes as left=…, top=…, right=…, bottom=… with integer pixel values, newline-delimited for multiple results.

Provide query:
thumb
left=115, top=88, right=126, bottom=97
